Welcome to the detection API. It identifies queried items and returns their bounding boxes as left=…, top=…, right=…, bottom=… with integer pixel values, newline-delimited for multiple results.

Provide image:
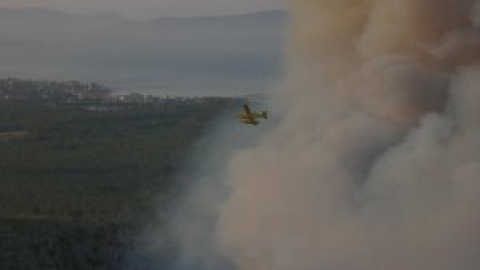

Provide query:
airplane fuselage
left=238, top=104, right=267, bottom=126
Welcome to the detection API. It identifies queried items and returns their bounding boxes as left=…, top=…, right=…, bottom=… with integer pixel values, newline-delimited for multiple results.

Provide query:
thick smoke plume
left=172, top=1, right=480, bottom=270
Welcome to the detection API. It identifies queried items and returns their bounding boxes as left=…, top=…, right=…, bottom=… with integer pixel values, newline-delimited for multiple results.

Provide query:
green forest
left=0, top=96, right=237, bottom=269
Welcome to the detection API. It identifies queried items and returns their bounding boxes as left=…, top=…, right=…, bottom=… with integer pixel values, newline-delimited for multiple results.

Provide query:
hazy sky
left=0, top=0, right=285, bottom=19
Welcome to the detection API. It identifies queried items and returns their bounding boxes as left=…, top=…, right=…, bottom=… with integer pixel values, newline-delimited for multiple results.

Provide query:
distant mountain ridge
left=0, top=7, right=286, bottom=25
left=0, top=7, right=127, bottom=25
left=146, top=10, right=286, bottom=25
left=0, top=7, right=286, bottom=96
left=0, top=7, right=69, bottom=18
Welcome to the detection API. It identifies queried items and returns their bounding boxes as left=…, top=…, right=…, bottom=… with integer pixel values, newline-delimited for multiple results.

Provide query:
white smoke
left=171, top=1, right=480, bottom=270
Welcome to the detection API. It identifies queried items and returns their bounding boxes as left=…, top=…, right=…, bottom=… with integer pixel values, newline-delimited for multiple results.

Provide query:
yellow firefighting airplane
left=238, top=104, right=268, bottom=126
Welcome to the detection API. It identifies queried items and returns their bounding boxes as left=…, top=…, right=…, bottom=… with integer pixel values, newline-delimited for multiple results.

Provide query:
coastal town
left=0, top=78, right=196, bottom=105
left=0, top=78, right=233, bottom=141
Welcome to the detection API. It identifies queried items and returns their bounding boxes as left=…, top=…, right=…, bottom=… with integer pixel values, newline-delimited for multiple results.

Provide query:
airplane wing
left=239, top=97, right=268, bottom=126
left=243, top=104, right=252, bottom=116
left=240, top=104, right=259, bottom=125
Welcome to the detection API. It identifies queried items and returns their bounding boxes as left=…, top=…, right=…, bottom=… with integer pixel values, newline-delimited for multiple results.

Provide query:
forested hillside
left=0, top=86, right=237, bottom=269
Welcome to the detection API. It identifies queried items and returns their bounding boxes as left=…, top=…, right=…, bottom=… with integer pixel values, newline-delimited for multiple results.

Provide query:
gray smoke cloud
left=171, top=1, right=480, bottom=270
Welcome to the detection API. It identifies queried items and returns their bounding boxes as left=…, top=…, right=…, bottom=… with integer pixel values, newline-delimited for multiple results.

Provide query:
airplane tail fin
left=261, top=111, right=268, bottom=119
